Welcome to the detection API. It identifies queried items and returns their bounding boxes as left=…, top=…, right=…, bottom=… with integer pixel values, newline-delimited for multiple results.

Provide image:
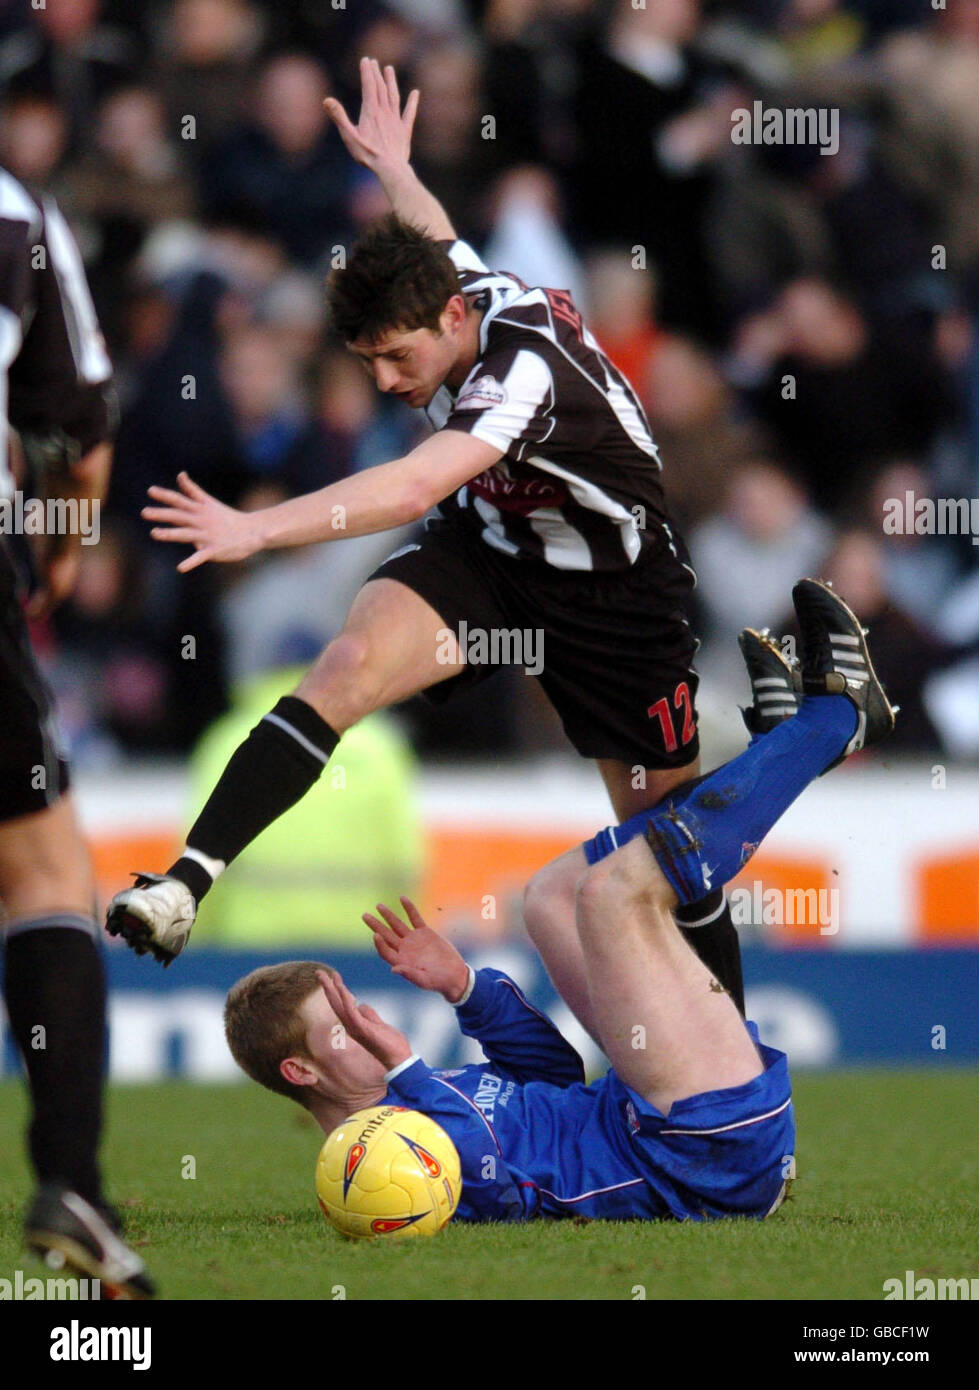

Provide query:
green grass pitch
left=1, top=1071, right=975, bottom=1301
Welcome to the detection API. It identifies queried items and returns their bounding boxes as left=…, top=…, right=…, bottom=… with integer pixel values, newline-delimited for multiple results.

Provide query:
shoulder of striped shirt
left=0, top=169, right=42, bottom=240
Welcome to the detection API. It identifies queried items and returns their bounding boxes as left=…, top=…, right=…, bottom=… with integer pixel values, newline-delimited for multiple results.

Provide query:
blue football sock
left=583, top=696, right=857, bottom=903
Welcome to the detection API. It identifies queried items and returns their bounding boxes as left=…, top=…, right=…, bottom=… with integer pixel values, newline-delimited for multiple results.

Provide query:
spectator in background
left=572, top=0, right=741, bottom=341
left=313, top=344, right=423, bottom=479
left=707, top=110, right=940, bottom=332
left=0, top=0, right=142, bottom=148
left=0, top=91, right=70, bottom=189
left=480, top=0, right=591, bottom=179
left=584, top=247, right=663, bottom=391
left=153, top=0, right=266, bottom=162
left=63, top=84, right=195, bottom=233
left=873, top=0, right=979, bottom=282
left=201, top=52, right=353, bottom=266
left=110, top=267, right=243, bottom=523
left=482, top=165, right=585, bottom=307
left=866, top=461, right=962, bottom=628
left=217, top=322, right=330, bottom=502
left=189, top=666, right=424, bottom=945
left=47, top=522, right=180, bottom=759
left=731, top=278, right=951, bottom=513
left=643, top=335, right=770, bottom=530
left=406, top=42, right=497, bottom=244
left=59, top=84, right=196, bottom=340
left=689, top=459, right=831, bottom=698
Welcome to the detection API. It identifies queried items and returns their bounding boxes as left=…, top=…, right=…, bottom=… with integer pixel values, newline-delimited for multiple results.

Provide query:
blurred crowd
left=7, top=0, right=979, bottom=763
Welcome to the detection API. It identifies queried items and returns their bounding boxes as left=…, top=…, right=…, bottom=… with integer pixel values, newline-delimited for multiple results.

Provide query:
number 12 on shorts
left=648, top=682, right=695, bottom=754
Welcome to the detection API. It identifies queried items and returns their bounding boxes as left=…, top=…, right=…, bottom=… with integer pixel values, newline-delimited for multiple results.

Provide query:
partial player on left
left=0, top=165, right=154, bottom=1298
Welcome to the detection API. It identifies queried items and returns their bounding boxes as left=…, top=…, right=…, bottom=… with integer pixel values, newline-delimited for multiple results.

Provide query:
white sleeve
left=447, top=240, right=491, bottom=275
left=447, top=348, right=554, bottom=455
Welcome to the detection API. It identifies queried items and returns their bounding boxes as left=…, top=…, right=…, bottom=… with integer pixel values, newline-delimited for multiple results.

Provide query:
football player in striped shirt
left=111, top=58, right=730, bottom=1008
left=0, top=165, right=154, bottom=1297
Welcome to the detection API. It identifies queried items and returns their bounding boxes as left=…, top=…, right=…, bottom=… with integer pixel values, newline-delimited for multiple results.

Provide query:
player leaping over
left=106, top=56, right=750, bottom=1006
left=223, top=581, right=894, bottom=1223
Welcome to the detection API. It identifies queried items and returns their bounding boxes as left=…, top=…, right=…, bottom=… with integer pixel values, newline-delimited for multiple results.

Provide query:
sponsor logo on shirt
left=473, top=1072, right=503, bottom=1119
left=456, top=374, right=507, bottom=410
left=626, top=1100, right=640, bottom=1135
left=468, top=467, right=569, bottom=517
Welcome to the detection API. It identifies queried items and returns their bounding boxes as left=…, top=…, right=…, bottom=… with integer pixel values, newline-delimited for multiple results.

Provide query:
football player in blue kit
left=224, top=580, right=894, bottom=1223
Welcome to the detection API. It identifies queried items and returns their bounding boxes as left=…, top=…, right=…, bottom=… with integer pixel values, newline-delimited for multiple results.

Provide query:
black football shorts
left=0, top=545, right=70, bottom=821
left=369, top=515, right=701, bottom=769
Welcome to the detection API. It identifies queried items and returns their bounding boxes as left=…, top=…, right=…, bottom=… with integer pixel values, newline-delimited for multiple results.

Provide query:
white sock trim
left=675, top=894, right=728, bottom=929
left=182, top=847, right=226, bottom=880
left=262, top=712, right=332, bottom=765
left=5, top=912, right=98, bottom=940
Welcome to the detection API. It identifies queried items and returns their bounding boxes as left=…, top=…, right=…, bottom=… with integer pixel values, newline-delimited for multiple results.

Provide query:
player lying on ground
left=224, top=581, right=894, bottom=1223
left=106, top=55, right=743, bottom=1010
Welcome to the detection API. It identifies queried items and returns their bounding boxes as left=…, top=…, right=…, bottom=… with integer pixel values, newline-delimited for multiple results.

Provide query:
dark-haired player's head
left=326, top=214, right=474, bottom=408
left=224, top=962, right=387, bottom=1121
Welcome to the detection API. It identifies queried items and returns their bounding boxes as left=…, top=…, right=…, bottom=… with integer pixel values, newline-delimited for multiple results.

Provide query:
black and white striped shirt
left=0, top=166, right=113, bottom=500
left=426, top=240, right=672, bottom=572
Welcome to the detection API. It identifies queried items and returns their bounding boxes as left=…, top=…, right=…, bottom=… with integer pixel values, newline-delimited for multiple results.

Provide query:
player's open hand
left=143, top=472, right=264, bottom=572
left=324, top=56, right=419, bottom=176
left=363, top=897, right=471, bottom=1005
left=317, top=968, right=413, bottom=1071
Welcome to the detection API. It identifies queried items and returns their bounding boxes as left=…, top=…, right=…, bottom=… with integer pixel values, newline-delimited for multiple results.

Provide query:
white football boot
left=105, top=872, right=196, bottom=966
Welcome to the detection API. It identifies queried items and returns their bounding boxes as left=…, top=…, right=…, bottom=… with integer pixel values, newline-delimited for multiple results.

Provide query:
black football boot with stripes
left=25, top=1183, right=156, bottom=1299
left=791, top=578, right=897, bottom=770
left=738, top=627, right=801, bottom=735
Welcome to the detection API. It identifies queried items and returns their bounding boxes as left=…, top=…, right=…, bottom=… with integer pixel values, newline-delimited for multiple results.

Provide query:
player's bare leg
left=0, top=798, right=155, bottom=1297
left=523, top=846, right=600, bottom=1043
left=575, top=838, right=762, bottom=1112
left=294, top=578, right=463, bottom=726
left=106, top=578, right=463, bottom=963
left=572, top=577, right=896, bottom=1108
left=0, top=796, right=93, bottom=919
left=597, top=757, right=699, bottom=823
left=600, top=754, right=745, bottom=1012
left=524, top=760, right=732, bottom=1045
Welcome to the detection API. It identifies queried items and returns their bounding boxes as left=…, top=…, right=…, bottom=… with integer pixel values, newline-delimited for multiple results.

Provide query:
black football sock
left=676, top=889, right=746, bottom=1017
left=167, top=696, right=340, bottom=902
left=3, top=918, right=106, bottom=1204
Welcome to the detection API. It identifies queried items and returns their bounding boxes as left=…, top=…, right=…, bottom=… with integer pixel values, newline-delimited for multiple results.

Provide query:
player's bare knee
left=523, top=863, right=562, bottom=942
left=573, top=858, right=621, bottom=928
left=0, top=841, right=94, bottom=917
left=576, top=839, right=672, bottom=923
left=295, top=631, right=378, bottom=730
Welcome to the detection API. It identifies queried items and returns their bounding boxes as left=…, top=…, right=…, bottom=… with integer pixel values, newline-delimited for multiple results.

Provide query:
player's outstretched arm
left=367, top=900, right=585, bottom=1088
left=363, top=897, right=472, bottom=1003
left=324, top=56, right=456, bottom=241
left=143, top=432, right=502, bottom=571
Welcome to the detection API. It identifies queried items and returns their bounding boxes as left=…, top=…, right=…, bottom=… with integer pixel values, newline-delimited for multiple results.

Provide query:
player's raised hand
left=323, top=56, right=419, bottom=175
left=363, top=897, right=471, bottom=1004
left=143, top=472, right=264, bottom=573
left=317, top=969, right=413, bottom=1070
